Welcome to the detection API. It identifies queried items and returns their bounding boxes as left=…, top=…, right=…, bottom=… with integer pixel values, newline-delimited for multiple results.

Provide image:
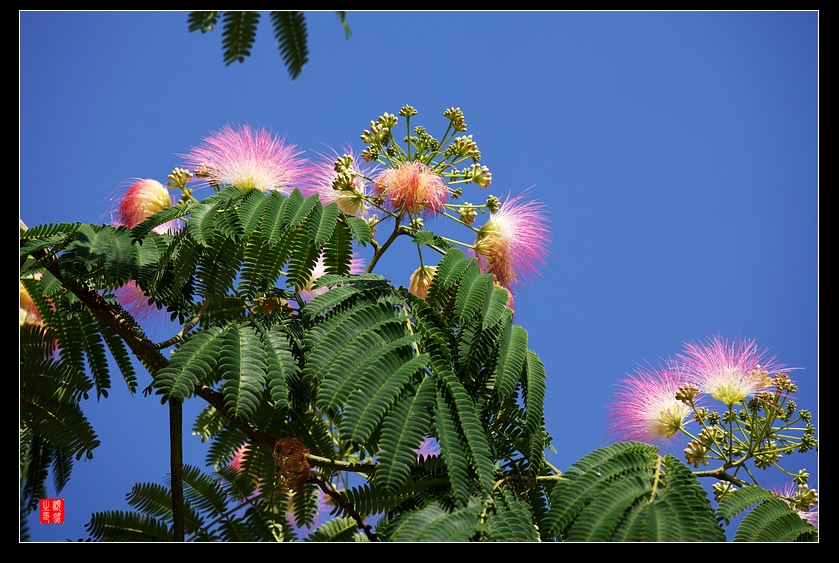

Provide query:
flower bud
left=408, top=265, right=437, bottom=299
left=118, top=179, right=172, bottom=228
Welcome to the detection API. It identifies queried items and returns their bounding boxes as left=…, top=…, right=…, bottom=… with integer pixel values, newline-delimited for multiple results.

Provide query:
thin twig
left=309, top=474, right=378, bottom=542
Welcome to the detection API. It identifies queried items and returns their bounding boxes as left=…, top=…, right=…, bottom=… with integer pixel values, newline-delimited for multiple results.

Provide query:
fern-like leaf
left=321, top=218, right=353, bottom=276
left=154, top=326, right=224, bottom=401
left=545, top=443, right=727, bottom=542
left=240, top=231, right=285, bottom=300
left=454, top=271, right=493, bottom=325
left=84, top=510, right=172, bottom=541
left=487, top=496, right=539, bottom=542
left=305, top=515, right=366, bottom=542
left=715, top=485, right=777, bottom=523
left=284, top=188, right=318, bottom=228
left=624, top=455, right=725, bottom=542
left=545, top=441, right=658, bottom=538
left=374, top=378, right=436, bottom=492
left=383, top=502, right=484, bottom=542
left=433, top=385, right=473, bottom=508
left=342, top=353, right=429, bottom=445
left=130, top=204, right=190, bottom=241
left=494, top=324, right=528, bottom=403
left=524, top=349, right=547, bottom=471
left=426, top=247, right=475, bottom=312
left=734, top=499, right=817, bottom=542
left=307, top=201, right=340, bottom=247
left=270, top=11, right=309, bottom=80
left=259, top=190, right=290, bottom=244
left=565, top=473, right=651, bottom=541
left=179, top=464, right=232, bottom=518
left=259, top=324, right=299, bottom=411
left=221, top=11, right=260, bottom=66
left=436, top=361, right=496, bottom=496
left=187, top=11, right=220, bottom=33
left=94, top=312, right=138, bottom=394
left=218, top=322, right=268, bottom=421
left=343, top=214, right=372, bottom=244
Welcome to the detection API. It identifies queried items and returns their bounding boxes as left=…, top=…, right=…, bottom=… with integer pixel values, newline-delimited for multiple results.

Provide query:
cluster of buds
left=683, top=427, right=724, bottom=468
left=607, top=335, right=818, bottom=507
left=354, top=105, right=549, bottom=300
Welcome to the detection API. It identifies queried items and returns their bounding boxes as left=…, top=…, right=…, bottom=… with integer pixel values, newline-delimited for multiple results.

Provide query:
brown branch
left=309, top=474, right=378, bottom=542
left=693, top=467, right=749, bottom=488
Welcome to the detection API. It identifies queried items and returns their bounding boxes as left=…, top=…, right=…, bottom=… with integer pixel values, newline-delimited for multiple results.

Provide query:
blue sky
left=20, top=10, right=818, bottom=541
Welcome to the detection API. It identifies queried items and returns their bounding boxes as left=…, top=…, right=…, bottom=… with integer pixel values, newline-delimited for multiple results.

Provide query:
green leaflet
left=434, top=386, right=473, bottom=508
left=269, top=11, right=309, bottom=81
left=374, top=378, right=436, bottom=492
left=382, top=502, right=484, bottom=542
left=154, top=326, right=224, bottom=401
left=218, top=322, right=268, bottom=421
left=715, top=485, right=778, bottom=522
left=734, top=499, right=817, bottom=542
left=221, top=11, right=260, bottom=66
left=342, top=353, right=429, bottom=444
left=494, top=323, right=528, bottom=402
left=524, top=349, right=547, bottom=471
left=260, top=324, right=298, bottom=411
left=546, top=443, right=727, bottom=542
left=307, top=201, right=340, bottom=247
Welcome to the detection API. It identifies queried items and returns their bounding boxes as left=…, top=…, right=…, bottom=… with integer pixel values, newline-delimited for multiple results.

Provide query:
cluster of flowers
left=106, top=105, right=550, bottom=319
left=606, top=334, right=817, bottom=525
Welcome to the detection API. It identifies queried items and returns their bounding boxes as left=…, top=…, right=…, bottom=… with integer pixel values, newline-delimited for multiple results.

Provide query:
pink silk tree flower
left=300, top=147, right=373, bottom=217
left=181, top=124, right=307, bottom=193
left=374, top=161, right=447, bottom=217
left=606, top=362, right=696, bottom=446
left=473, top=192, right=550, bottom=289
left=771, top=481, right=818, bottom=527
left=677, top=335, right=784, bottom=407
left=117, top=179, right=173, bottom=229
left=113, top=280, right=167, bottom=327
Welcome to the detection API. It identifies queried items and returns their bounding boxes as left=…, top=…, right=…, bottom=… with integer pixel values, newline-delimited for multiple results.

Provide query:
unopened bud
left=408, top=265, right=437, bottom=299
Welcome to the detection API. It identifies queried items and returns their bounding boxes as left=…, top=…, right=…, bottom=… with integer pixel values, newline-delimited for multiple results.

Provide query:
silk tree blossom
left=111, top=179, right=179, bottom=323
left=117, top=179, right=174, bottom=230
left=298, top=251, right=366, bottom=302
left=677, top=335, right=783, bottom=407
left=772, top=481, right=818, bottom=527
left=473, top=191, right=550, bottom=289
left=19, top=278, right=43, bottom=327
left=300, top=147, right=373, bottom=217
left=181, top=124, right=307, bottom=193
left=606, top=362, right=697, bottom=447
left=408, top=265, right=437, bottom=299
left=374, top=160, right=447, bottom=217
left=113, top=281, right=167, bottom=327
